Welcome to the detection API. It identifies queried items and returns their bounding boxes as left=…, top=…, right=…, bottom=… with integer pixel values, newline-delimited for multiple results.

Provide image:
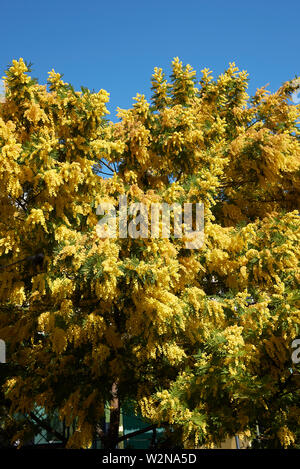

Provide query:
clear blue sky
left=1, top=0, right=299, bottom=121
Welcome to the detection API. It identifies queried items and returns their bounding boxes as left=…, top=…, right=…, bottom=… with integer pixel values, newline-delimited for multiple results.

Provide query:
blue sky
left=1, top=0, right=299, bottom=121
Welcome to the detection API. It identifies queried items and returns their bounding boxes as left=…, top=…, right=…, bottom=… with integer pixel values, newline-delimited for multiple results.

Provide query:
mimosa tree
left=0, top=58, right=299, bottom=449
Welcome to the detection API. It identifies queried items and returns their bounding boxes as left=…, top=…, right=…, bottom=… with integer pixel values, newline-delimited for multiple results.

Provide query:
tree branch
left=117, top=424, right=158, bottom=444
left=101, top=159, right=115, bottom=173
left=29, top=412, right=67, bottom=445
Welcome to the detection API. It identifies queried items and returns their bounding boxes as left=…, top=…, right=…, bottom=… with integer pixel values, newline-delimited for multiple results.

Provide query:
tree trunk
left=103, top=382, right=120, bottom=450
